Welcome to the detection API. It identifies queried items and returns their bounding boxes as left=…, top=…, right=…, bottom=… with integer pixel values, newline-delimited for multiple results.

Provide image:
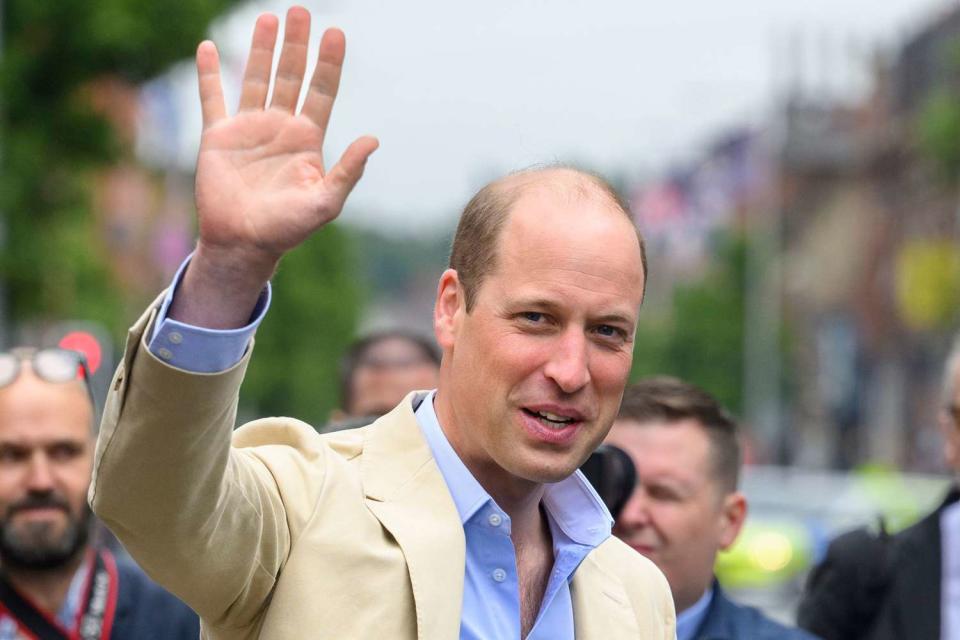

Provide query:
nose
left=543, top=329, right=591, bottom=394
left=25, top=453, right=55, bottom=492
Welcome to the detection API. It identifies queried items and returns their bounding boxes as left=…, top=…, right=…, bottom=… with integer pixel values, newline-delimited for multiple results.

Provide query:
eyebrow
left=641, top=476, right=693, bottom=496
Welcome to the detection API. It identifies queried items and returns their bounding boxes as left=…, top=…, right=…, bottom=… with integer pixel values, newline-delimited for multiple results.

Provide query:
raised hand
left=171, top=7, right=377, bottom=328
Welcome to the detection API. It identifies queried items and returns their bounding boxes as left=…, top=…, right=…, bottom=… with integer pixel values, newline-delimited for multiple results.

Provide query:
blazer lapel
left=570, top=553, right=641, bottom=640
left=361, top=393, right=465, bottom=640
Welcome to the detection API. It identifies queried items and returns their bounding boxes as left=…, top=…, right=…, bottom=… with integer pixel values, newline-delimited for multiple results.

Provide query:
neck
left=2, top=549, right=87, bottom=615
left=433, top=393, right=547, bottom=540
left=676, top=581, right=713, bottom=617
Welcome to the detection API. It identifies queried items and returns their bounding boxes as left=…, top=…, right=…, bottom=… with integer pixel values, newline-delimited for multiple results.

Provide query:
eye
left=520, top=311, right=544, bottom=323
left=593, top=324, right=628, bottom=343
left=647, top=485, right=681, bottom=502
left=48, top=443, right=82, bottom=463
left=0, top=446, right=27, bottom=465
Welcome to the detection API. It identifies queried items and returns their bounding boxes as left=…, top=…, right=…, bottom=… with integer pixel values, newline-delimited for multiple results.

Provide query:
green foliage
left=0, top=0, right=242, bottom=339
left=241, top=226, right=364, bottom=426
left=917, top=89, right=960, bottom=182
left=349, top=225, right=453, bottom=293
left=915, top=36, right=960, bottom=183
left=630, top=234, right=748, bottom=414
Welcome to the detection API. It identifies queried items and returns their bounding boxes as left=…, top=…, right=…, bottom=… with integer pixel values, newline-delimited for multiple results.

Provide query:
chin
left=509, top=455, right=580, bottom=484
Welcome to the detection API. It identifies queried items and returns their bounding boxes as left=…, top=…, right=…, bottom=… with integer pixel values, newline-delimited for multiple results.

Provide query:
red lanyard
left=0, top=548, right=119, bottom=640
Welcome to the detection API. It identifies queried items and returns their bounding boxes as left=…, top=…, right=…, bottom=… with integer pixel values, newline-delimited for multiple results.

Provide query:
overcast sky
left=142, top=0, right=949, bottom=232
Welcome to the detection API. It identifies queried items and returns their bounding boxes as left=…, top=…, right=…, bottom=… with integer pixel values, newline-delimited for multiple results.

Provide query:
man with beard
left=0, top=347, right=198, bottom=639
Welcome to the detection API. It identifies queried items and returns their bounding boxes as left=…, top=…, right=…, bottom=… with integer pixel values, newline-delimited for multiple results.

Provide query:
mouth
left=519, top=405, right=586, bottom=444
left=12, top=506, right=67, bottom=520
left=629, top=543, right=657, bottom=556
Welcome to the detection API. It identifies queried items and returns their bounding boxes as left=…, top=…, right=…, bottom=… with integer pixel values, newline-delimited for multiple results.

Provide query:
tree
left=631, top=233, right=749, bottom=414
left=240, top=225, right=364, bottom=426
left=0, top=0, right=243, bottom=337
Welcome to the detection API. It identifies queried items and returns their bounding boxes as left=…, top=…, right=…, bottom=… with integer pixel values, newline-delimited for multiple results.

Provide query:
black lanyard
left=0, top=548, right=119, bottom=640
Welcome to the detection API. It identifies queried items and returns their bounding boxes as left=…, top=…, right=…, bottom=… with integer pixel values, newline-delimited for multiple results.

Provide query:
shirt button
left=168, top=332, right=183, bottom=345
left=492, top=568, right=507, bottom=583
left=488, top=513, right=502, bottom=527
left=157, top=348, right=173, bottom=361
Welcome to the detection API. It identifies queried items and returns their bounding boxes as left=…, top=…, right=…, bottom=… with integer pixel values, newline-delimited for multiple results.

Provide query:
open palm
left=194, top=8, right=377, bottom=265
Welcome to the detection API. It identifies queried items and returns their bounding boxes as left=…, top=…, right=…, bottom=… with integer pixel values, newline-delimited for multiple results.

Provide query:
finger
left=270, top=7, right=311, bottom=112
left=196, top=41, right=227, bottom=127
left=238, top=13, right=279, bottom=111
left=324, top=136, right=379, bottom=205
left=301, top=28, right=345, bottom=134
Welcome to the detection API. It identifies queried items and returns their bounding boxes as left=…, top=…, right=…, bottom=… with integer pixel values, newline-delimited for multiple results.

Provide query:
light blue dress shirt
left=148, top=257, right=615, bottom=639
left=675, top=586, right=713, bottom=640
left=415, top=390, right=612, bottom=639
left=148, top=255, right=271, bottom=372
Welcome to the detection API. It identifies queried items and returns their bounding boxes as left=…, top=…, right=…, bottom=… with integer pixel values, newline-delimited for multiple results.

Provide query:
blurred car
left=715, top=465, right=950, bottom=623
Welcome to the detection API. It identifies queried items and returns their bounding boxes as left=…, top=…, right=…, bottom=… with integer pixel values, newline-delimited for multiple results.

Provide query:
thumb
left=325, top=136, right=379, bottom=206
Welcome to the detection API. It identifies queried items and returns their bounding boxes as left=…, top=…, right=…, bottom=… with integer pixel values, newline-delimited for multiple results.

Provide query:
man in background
left=0, top=347, right=198, bottom=639
left=326, top=331, right=440, bottom=430
left=798, top=334, right=960, bottom=640
left=606, top=376, right=818, bottom=640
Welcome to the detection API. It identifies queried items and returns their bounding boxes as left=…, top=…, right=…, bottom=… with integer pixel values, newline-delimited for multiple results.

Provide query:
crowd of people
left=0, top=5, right=955, bottom=639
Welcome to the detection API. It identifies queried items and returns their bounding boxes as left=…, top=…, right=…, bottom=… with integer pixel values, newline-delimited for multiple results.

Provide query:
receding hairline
left=0, top=370, right=96, bottom=436
left=487, top=166, right=633, bottom=219
left=481, top=165, right=645, bottom=271
left=448, top=164, right=648, bottom=313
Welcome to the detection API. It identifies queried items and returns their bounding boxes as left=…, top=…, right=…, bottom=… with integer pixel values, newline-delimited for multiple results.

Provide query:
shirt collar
left=58, top=551, right=93, bottom=628
left=676, top=586, right=714, bottom=640
left=414, top=390, right=612, bottom=547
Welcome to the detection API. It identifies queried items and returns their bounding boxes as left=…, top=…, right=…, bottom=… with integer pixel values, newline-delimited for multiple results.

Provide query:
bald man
left=90, top=6, right=674, bottom=639
left=0, top=348, right=197, bottom=639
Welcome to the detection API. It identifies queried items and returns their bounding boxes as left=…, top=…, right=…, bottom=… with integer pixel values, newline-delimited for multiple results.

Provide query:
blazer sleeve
left=796, top=526, right=892, bottom=640
left=88, top=300, right=306, bottom=633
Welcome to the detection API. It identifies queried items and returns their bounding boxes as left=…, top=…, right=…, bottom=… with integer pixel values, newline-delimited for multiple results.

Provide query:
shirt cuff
left=148, top=253, right=271, bottom=373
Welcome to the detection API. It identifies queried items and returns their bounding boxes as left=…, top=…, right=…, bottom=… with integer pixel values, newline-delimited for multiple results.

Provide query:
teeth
left=537, top=411, right=574, bottom=424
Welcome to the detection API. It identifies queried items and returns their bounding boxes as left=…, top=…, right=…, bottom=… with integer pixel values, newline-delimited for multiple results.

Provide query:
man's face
left=605, top=419, right=743, bottom=613
left=0, top=370, right=94, bottom=570
left=348, top=337, right=439, bottom=417
left=435, top=187, right=644, bottom=488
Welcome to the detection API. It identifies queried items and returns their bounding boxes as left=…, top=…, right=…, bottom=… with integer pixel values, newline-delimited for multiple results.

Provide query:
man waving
left=90, top=7, right=674, bottom=639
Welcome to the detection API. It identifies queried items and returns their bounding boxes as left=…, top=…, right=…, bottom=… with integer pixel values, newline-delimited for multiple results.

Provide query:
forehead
left=490, top=186, right=644, bottom=307
left=0, top=373, right=92, bottom=443
left=607, top=418, right=713, bottom=481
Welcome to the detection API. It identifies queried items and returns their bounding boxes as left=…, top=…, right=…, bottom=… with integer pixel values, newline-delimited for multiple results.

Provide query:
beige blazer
left=90, top=303, right=676, bottom=639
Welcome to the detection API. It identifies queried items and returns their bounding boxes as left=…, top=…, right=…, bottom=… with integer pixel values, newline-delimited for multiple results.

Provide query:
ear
left=717, top=491, right=747, bottom=551
left=434, top=269, right=464, bottom=350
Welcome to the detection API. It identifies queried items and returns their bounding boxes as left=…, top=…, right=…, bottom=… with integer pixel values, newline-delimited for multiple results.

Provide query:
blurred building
left=629, top=5, right=960, bottom=473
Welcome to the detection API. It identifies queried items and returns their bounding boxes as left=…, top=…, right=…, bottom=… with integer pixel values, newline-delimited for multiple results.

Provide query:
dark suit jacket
left=798, top=487, right=959, bottom=640
left=112, top=556, right=199, bottom=639
left=694, top=581, right=819, bottom=640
